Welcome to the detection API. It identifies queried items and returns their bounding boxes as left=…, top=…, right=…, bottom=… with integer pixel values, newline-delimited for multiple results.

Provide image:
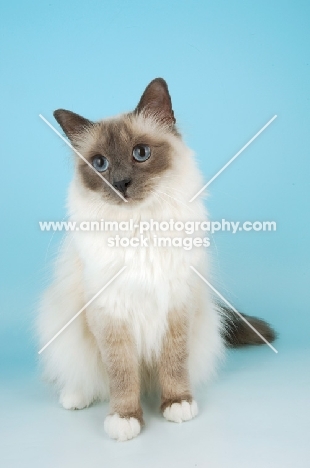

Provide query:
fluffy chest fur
left=68, top=176, right=208, bottom=361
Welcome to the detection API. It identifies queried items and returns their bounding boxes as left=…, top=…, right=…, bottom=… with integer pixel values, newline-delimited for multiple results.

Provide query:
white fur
left=104, top=414, right=141, bottom=442
left=163, top=400, right=198, bottom=423
left=60, top=391, right=89, bottom=410
left=37, top=114, right=225, bottom=435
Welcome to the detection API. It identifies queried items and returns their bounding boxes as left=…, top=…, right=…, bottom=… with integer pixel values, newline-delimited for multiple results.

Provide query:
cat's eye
left=92, top=154, right=109, bottom=172
left=132, top=144, right=151, bottom=162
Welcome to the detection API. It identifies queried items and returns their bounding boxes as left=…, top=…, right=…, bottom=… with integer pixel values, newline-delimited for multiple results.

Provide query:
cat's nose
left=112, top=178, right=132, bottom=195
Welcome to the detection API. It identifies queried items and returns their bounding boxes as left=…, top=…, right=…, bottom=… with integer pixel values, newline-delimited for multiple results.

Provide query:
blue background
left=1, top=1, right=309, bottom=467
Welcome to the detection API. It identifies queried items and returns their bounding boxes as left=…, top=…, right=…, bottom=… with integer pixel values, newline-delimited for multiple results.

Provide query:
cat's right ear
left=53, top=109, right=93, bottom=142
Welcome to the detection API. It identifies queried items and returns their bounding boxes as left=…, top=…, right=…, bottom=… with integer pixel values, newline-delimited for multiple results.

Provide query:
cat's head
left=54, top=78, right=196, bottom=207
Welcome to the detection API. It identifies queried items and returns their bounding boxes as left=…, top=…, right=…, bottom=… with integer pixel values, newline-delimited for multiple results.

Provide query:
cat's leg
left=93, top=319, right=143, bottom=441
left=39, top=287, right=108, bottom=409
left=158, top=309, right=198, bottom=423
left=37, top=240, right=108, bottom=410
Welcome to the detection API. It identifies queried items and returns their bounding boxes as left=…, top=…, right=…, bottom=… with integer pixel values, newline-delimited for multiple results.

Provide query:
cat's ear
left=135, top=78, right=176, bottom=127
left=53, top=109, right=93, bottom=141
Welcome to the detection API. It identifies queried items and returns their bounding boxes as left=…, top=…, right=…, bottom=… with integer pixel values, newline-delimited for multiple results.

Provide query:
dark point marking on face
left=75, top=116, right=173, bottom=204
left=54, top=78, right=179, bottom=204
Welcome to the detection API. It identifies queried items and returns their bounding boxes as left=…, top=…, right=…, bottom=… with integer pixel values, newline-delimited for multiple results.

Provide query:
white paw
left=163, top=400, right=198, bottom=423
left=104, top=413, right=141, bottom=442
left=60, top=392, right=89, bottom=410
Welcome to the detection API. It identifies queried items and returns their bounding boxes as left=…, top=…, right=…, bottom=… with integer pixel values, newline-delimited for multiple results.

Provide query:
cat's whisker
left=150, top=190, right=176, bottom=212
left=158, top=185, right=185, bottom=196
left=45, top=204, right=86, bottom=263
left=149, top=189, right=166, bottom=207
left=61, top=234, right=74, bottom=258
left=149, top=178, right=192, bottom=198
left=45, top=214, right=68, bottom=264
left=149, top=175, right=179, bottom=181
left=149, top=174, right=185, bottom=183
left=208, top=231, right=222, bottom=277
left=155, top=190, right=198, bottom=216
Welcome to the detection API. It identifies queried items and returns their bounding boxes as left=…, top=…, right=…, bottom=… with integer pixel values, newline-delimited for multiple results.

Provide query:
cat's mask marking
left=54, top=78, right=179, bottom=205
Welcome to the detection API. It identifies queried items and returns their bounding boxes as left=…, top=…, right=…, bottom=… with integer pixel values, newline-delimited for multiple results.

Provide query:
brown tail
left=220, top=305, right=277, bottom=347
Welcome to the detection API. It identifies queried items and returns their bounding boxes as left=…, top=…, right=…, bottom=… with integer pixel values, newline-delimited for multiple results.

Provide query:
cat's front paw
left=60, top=392, right=89, bottom=410
left=104, top=413, right=141, bottom=442
left=163, top=400, right=198, bottom=423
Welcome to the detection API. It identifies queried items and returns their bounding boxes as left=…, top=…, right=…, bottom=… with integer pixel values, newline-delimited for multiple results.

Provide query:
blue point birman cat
left=37, top=78, right=276, bottom=441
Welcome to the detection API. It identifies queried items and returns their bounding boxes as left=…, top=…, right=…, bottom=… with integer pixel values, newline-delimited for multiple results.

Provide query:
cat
left=37, top=78, right=276, bottom=441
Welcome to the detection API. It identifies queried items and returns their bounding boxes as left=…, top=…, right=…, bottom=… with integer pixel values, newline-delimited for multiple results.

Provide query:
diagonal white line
left=38, top=266, right=127, bottom=354
left=39, top=114, right=128, bottom=203
left=190, top=266, right=278, bottom=354
left=189, top=115, right=277, bottom=202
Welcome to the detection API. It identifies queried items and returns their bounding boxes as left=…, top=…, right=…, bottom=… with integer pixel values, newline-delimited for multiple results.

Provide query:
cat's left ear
left=53, top=109, right=93, bottom=142
left=135, top=78, right=176, bottom=127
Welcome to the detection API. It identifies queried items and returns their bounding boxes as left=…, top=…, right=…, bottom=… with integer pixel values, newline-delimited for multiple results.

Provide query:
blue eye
left=133, top=144, right=151, bottom=162
left=92, top=155, right=109, bottom=172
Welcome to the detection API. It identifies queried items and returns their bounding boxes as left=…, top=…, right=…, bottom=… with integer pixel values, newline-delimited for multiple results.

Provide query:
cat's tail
left=219, top=305, right=277, bottom=348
